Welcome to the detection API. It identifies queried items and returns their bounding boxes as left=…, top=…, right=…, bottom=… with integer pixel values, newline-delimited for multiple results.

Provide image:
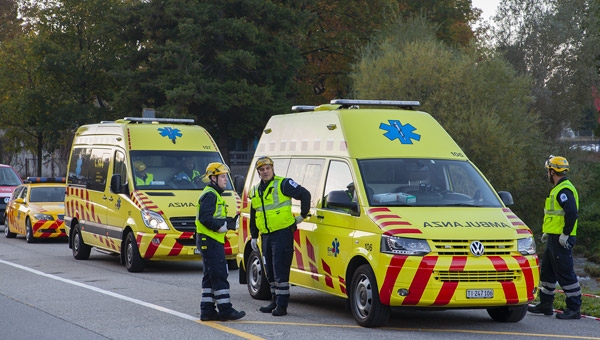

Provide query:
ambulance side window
left=323, top=161, right=354, bottom=210
left=286, top=158, right=324, bottom=208
left=89, top=149, right=111, bottom=192
left=114, top=151, right=127, bottom=185
left=68, top=147, right=92, bottom=188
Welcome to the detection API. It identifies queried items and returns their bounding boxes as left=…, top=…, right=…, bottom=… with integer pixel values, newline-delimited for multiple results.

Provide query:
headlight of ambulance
left=381, top=236, right=431, bottom=256
left=141, top=209, right=170, bottom=230
left=518, top=236, right=536, bottom=255
left=34, top=213, right=54, bottom=221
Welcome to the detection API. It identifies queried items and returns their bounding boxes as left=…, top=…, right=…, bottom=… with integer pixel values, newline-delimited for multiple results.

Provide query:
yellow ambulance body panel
left=65, top=117, right=239, bottom=272
left=237, top=100, right=538, bottom=327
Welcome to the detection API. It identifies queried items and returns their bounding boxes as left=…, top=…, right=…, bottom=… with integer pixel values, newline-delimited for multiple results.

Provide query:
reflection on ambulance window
left=130, top=150, right=233, bottom=190
left=357, top=158, right=503, bottom=207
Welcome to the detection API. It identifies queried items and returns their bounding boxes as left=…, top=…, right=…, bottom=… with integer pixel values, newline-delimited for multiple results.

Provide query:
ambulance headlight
left=141, top=209, right=170, bottom=230
left=381, top=236, right=431, bottom=256
left=518, top=236, right=536, bottom=255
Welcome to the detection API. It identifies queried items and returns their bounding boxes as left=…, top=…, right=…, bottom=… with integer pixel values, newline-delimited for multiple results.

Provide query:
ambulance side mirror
left=325, top=190, right=358, bottom=212
left=234, top=175, right=245, bottom=195
left=498, top=191, right=514, bottom=206
left=110, top=174, right=125, bottom=194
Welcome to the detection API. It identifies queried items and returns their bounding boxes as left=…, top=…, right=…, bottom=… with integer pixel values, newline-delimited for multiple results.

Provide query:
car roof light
left=25, top=177, right=66, bottom=183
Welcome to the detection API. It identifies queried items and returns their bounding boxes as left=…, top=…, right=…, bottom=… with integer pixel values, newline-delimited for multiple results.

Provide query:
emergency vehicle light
left=330, top=99, right=420, bottom=109
left=121, top=117, right=195, bottom=124
left=291, top=105, right=317, bottom=112
left=25, top=177, right=66, bottom=183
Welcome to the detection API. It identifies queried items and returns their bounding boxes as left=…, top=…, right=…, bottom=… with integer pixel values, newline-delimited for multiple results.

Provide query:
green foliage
left=350, top=18, right=548, bottom=227
left=110, top=0, right=308, bottom=159
left=493, top=0, right=600, bottom=140
left=576, top=221, right=600, bottom=258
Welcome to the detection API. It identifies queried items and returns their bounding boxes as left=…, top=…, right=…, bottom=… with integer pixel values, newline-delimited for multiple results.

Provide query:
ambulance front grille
left=430, top=239, right=514, bottom=256
left=436, top=270, right=520, bottom=282
left=169, top=217, right=196, bottom=232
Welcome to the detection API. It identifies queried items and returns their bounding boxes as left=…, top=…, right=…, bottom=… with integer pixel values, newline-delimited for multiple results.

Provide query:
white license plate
left=466, top=289, right=494, bottom=299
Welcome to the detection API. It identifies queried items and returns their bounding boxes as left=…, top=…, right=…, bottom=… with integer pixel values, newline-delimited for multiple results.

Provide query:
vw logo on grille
left=470, top=241, right=485, bottom=256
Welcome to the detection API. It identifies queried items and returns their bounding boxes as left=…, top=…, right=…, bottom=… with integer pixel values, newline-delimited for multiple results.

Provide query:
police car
left=4, top=177, right=66, bottom=243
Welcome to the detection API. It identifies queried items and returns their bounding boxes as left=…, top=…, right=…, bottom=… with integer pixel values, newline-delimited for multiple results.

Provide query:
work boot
left=556, top=309, right=581, bottom=320
left=259, top=301, right=277, bottom=313
left=527, top=303, right=554, bottom=315
left=220, top=309, right=246, bottom=321
left=200, top=311, right=219, bottom=321
left=272, top=305, right=287, bottom=316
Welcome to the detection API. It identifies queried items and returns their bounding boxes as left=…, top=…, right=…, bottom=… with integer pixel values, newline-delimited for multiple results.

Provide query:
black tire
left=349, top=264, right=390, bottom=327
left=4, top=219, right=16, bottom=238
left=72, top=223, right=91, bottom=260
left=486, top=305, right=528, bottom=322
left=246, top=250, right=270, bottom=300
left=25, top=218, right=36, bottom=243
left=124, top=231, right=144, bottom=272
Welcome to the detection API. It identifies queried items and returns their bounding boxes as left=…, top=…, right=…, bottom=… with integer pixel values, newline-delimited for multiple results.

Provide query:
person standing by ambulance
left=249, top=156, right=311, bottom=316
left=528, top=155, right=582, bottom=320
left=195, top=162, right=245, bottom=321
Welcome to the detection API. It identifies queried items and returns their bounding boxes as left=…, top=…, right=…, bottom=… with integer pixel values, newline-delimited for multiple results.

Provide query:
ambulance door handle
left=315, top=214, right=324, bottom=219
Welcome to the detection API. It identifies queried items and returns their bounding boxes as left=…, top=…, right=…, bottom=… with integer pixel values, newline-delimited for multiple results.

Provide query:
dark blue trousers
left=196, top=233, right=234, bottom=318
left=261, top=226, right=295, bottom=308
left=538, top=234, right=582, bottom=311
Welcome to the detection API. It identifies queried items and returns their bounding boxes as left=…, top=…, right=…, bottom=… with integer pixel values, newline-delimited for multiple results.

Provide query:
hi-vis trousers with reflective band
left=196, top=233, right=235, bottom=317
left=538, top=234, right=581, bottom=311
left=261, top=226, right=295, bottom=308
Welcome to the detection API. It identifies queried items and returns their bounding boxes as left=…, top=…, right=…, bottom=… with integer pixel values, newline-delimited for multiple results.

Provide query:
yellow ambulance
left=65, top=117, right=239, bottom=272
left=235, top=99, right=539, bottom=327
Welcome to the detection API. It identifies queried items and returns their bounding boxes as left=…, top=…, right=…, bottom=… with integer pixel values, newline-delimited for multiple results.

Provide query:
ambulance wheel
left=72, top=223, right=91, bottom=260
left=349, top=264, right=390, bottom=327
left=125, top=231, right=144, bottom=272
left=4, top=219, right=16, bottom=238
left=486, top=305, right=528, bottom=322
left=25, top=218, right=36, bottom=243
left=246, top=250, right=270, bottom=300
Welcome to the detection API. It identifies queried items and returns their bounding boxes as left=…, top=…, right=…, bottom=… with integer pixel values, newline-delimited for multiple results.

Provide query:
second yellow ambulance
left=236, top=99, right=539, bottom=327
left=65, top=117, right=239, bottom=272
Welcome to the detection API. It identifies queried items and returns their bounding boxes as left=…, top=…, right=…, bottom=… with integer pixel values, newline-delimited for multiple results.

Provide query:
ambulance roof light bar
left=330, top=99, right=420, bottom=109
left=121, top=117, right=195, bottom=124
left=291, top=105, right=317, bottom=112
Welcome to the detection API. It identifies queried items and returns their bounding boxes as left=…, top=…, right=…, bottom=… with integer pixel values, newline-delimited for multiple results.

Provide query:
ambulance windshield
left=130, top=151, right=234, bottom=190
left=358, top=158, right=503, bottom=207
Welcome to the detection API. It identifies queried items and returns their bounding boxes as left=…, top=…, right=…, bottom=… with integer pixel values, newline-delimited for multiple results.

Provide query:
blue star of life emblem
left=379, top=120, right=421, bottom=144
left=158, top=127, right=183, bottom=144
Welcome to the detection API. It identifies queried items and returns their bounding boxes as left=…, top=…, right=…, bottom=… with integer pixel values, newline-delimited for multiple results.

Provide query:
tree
left=350, top=18, right=550, bottom=227
left=0, top=0, right=133, bottom=175
left=0, top=0, right=22, bottom=43
left=492, top=0, right=600, bottom=140
left=118, top=0, right=308, bottom=162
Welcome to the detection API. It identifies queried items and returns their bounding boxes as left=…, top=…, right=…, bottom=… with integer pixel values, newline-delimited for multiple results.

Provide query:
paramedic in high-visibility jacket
left=528, top=155, right=582, bottom=320
left=195, top=162, right=245, bottom=322
left=249, top=156, right=311, bottom=316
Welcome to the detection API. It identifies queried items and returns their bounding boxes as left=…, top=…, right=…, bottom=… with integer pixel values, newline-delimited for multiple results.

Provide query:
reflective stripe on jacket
left=543, top=179, right=579, bottom=235
left=196, top=186, right=227, bottom=243
left=250, top=176, right=294, bottom=234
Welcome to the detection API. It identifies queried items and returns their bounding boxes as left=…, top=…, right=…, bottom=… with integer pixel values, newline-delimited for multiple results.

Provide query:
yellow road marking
left=196, top=320, right=264, bottom=339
